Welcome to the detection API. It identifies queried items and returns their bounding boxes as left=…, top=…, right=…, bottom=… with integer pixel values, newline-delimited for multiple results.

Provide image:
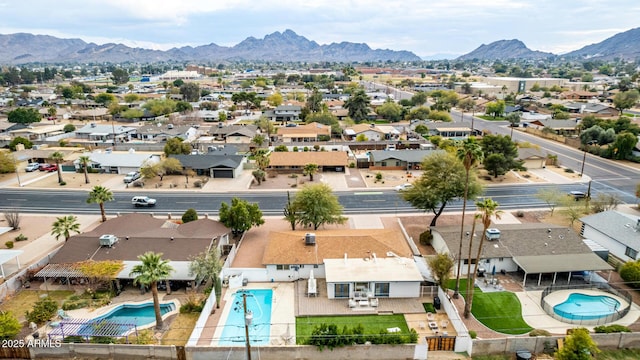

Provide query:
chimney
left=170, top=237, right=174, bottom=241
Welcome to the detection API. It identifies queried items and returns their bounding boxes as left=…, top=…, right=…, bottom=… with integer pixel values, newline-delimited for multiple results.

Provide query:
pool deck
left=516, top=289, right=640, bottom=334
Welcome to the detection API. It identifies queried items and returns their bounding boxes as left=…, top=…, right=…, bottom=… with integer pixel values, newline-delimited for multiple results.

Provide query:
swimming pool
left=79, top=302, right=176, bottom=335
left=219, top=289, right=272, bottom=346
left=553, top=293, right=620, bottom=321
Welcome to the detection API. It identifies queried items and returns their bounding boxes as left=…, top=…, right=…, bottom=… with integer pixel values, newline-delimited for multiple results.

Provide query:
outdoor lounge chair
left=426, top=312, right=435, bottom=321
left=57, top=309, right=70, bottom=320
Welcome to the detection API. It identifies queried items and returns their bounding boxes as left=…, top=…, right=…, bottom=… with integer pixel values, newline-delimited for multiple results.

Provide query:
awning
left=513, top=253, right=613, bottom=274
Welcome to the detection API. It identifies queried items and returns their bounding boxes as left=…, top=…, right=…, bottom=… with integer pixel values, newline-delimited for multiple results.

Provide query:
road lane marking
left=353, top=192, right=384, bottom=195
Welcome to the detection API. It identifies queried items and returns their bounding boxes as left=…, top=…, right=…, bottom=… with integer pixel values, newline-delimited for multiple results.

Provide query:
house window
left=375, top=283, right=390, bottom=297
left=381, top=161, right=387, bottom=167
left=334, top=283, right=349, bottom=298
left=276, top=265, right=291, bottom=270
left=396, top=161, right=400, bottom=166
left=313, top=264, right=319, bottom=268
left=625, top=247, right=638, bottom=259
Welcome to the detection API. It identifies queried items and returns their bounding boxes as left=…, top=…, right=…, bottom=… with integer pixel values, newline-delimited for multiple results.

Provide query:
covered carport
left=514, top=253, right=614, bottom=287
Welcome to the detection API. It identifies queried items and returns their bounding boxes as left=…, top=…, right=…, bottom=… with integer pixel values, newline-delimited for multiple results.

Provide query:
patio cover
left=0, top=250, right=23, bottom=278
left=513, top=253, right=613, bottom=287
left=117, top=261, right=195, bottom=281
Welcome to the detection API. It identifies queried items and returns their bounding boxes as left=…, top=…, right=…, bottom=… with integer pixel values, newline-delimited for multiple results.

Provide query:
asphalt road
left=0, top=183, right=601, bottom=217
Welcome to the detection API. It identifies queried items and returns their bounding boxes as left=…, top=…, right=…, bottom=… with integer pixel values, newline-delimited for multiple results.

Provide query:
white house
left=74, top=150, right=161, bottom=174
left=580, top=211, right=640, bottom=262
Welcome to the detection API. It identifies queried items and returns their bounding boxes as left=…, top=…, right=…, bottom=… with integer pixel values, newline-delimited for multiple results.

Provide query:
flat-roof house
left=580, top=211, right=640, bottom=262
left=75, top=123, right=137, bottom=144
left=170, top=153, right=245, bottom=178
left=276, top=122, right=331, bottom=143
left=74, top=150, right=161, bottom=174
left=368, top=149, right=444, bottom=170
left=9, top=124, right=66, bottom=141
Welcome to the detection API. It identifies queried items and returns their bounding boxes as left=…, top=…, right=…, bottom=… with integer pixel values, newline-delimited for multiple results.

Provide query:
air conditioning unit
left=305, top=233, right=316, bottom=246
left=99, top=234, right=118, bottom=247
left=485, top=228, right=501, bottom=241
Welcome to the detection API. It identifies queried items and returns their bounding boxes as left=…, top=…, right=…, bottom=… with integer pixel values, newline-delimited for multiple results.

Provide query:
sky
left=1, top=0, right=639, bottom=59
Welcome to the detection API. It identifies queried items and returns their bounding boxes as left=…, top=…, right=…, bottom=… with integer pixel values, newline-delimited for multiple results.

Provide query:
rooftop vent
left=99, top=234, right=118, bottom=247
left=305, top=233, right=316, bottom=246
left=485, top=228, right=501, bottom=241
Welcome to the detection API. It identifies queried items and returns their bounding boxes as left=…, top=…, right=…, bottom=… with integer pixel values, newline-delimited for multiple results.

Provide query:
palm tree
left=78, top=155, right=91, bottom=184
left=50, top=151, right=64, bottom=184
left=50, top=215, right=80, bottom=241
left=453, top=138, right=484, bottom=299
left=464, top=198, right=502, bottom=318
left=87, top=185, right=114, bottom=222
left=130, top=252, right=174, bottom=329
left=303, top=163, right=319, bottom=181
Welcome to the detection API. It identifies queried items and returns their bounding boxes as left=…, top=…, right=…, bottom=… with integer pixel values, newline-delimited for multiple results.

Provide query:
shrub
left=564, top=168, right=575, bottom=173
left=293, top=146, right=299, bottom=152
left=419, top=231, right=433, bottom=245
left=25, top=297, right=58, bottom=324
left=349, top=162, right=355, bottom=168
left=180, top=293, right=205, bottom=313
left=0, top=311, right=21, bottom=340
left=529, top=329, right=551, bottom=336
left=594, top=324, right=631, bottom=333
left=515, top=210, right=525, bottom=218
left=131, top=329, right=155, bottom=344
left=182, top=208, right=198, bottom=223
left=90, top=336, right=116, bottom=344
left=62, top=336, right=85, bottom=343
left=194, top=180, right=203, bottom=188
left=14, top=234, right=28, bottom=241
left=59, top=181, right=66, bottom=186
left=5, top=241, right=13, bottom=249
left=469, top=330, right=477, bottom=339
left=422, top=303, right=435, bottom=313
left=132, top=180, right=144, bottom=187
left=619, top=261, right=640, bottom=288
left=62, top=299, right=90, bottom=310
left=375, top=172, right=383, bottom=181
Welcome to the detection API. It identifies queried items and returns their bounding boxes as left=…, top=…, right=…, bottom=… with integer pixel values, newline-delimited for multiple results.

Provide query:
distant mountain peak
left=565, top=27, right=640, bottom=60
left=457, top=39, right=554, bottom=61
left=0, top=29, right=420, bottom=64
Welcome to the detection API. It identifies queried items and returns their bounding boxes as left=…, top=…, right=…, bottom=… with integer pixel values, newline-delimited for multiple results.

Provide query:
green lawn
left=446, top=278, right=532, bottom=335
left=0, top=290, right=74, bottom=322
left=471, top=291, right=532, bottom=335
left=296, top=314, right=408, bottom=344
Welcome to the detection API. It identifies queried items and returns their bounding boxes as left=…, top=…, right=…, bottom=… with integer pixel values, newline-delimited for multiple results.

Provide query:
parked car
left=39, top=163, right=52, bottom=171
left=568, top=191, right=587, bottom=200
left=25, top=163, right=40, bottom=172
left=123, top=171, right=141, bottom=184
left=395, top=183, right=414, bottom=191
left=45, top=164, right=58, bottom=172
left=131, top=196, right=156, bottom=207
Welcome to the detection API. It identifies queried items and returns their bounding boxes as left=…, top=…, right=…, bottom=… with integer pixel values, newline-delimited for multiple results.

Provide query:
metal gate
left=425, top=335, right=456, bottom=351
left=0, top=346, right=30, bottom=359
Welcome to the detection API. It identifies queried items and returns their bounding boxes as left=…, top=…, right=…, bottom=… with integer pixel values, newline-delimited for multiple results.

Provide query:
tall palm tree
left=50, top=215, right=80, bottom=241
left=78, top=155, right=91, bottom=184
left=86, top=185, right=114, bottom=222
left=464, top=198, right=502, bottom=318
left=130, top=252, right=174, bottom=329
left=453, top=138, right=484, bottom=299
left=50, top=151, right=64, bottom=184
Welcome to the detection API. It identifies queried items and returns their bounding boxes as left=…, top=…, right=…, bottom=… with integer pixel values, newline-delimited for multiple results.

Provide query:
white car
left=395, top=183, right=414, bottom=191
left=131, top=196, right=156, bottom=207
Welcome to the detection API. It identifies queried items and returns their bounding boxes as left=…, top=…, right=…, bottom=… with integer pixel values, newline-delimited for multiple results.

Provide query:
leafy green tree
left=111, top=68, right=129, bottom=85
left=254, top=116, right=276, bottom=145
left=0, top=152, right=16, bottom=174
left=189, top=247, right=223, bottom=307
left=375, top=100, right=403, bottom=122
left=94, top=93, right=116, bottom=105
left=464, top=198, right=501, bottom=318
left=254, top=149, right=270, bottom=171
left=484, top=153, right=509, bottom=178
left=458, top=98, right=476, bottom=118
left=427, top=110, right=452, bottom=122
left=292, top=183, right=347, bottom=230
left=252, top=169, right=265, bottom=185
left=411, top=92, right=428, bottom=106
left=402, top=152, right=481, bottom=227
left=143, top=98, right=177, bottom=116
left=50, top=151, right=65, bottom=184
left=613, top=90, right=640, bottom=115
left=428, top=253, right=454, bottom=290
left=63, top=124, right=76, bottom=133
left=219, top=197, right=265, bottom=235
left=251, top=134, right=266, bottom=149
left=555, top=327, right=599, bottom=360
left=453, top=138, right=484, bottom=298
left=78, top=155, right=91, bottom=184
left=8, top=107, right=40, bottom=124
left=0, top=311, right=21, bottom=340
left=407, top=106, right=430, bottom=120
left=536, top=188, right=564, bottom=215
left=87, top=185, right=114, bottom=222
left=620, top=260, right=640, bottom=288
left=182, top=208, right=198, bottom=223
left=355, top=133, right=368, bottom=142
left=130, top=252, right=174, bottom=329
left=414, top=124, right=429, bottom=135
left=481, top=134, right=522, bottom=177
left=303, top=163, right=319, bottom=181
left=343, top=89, right=371, bottom=123
left=485, top=100, right=506, bottom=118
left=124, top=93, right=140, bottom=103
left=164, top=137, right=192, bottom=156
left=51, top=215, right=80, bottom=242
left=306, top=88, right=323, bottom=113
left=267, top=92, right=284, bottom=107
left=609, top=132, right=638, bottom=160
left=25, top=297, right=57, bottom=325
left=155, top=158, right=183, bottom=181
left=506, top=111, right=521, bottom=138
left=179, top=82, right=200, bottom=102
left=175, top=101, right=192, bottom=113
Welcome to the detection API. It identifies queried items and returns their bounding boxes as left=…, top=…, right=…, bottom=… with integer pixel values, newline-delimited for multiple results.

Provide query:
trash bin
left=515, top=350, right=532, bottom=360
left=433, top=296, right=441, bottom=310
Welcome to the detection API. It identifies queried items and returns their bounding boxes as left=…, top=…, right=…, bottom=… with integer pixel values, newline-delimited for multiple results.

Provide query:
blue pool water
left=78, top=302, right=175, bottom=335
left=219, top=289, right=272, bottom=345
left=554, top=293, right=620, bottom=321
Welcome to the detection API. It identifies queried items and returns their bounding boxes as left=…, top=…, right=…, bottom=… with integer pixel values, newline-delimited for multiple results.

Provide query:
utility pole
left=243, top=293, right=252, bottom=360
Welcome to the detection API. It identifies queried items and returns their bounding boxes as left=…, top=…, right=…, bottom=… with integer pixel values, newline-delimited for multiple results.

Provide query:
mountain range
left=457, top=27, right=640, bottom=61
left=0, top=29, right=421, bottom=64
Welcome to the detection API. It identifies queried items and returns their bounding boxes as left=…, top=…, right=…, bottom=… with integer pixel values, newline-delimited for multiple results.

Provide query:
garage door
left=212, top=170, right=233, bottom=178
